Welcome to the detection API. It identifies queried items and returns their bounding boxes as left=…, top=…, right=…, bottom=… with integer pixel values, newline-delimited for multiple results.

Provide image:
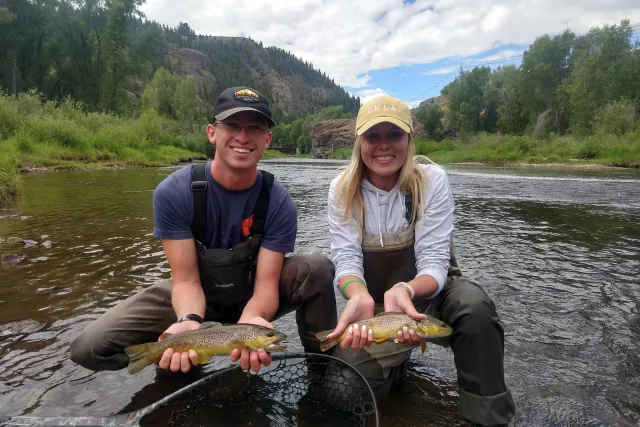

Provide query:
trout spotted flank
left=315, top=312, right=452, bottom=353
left=124, top=322, right=287, bottom=375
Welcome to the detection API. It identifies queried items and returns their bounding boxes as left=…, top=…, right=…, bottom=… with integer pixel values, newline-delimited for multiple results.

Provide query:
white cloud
left=353, top=88, right=388, bottom=104
left=353, top=88, right=419, bottom=109
left=421, top=65, right=459, bottom=76
left=421, top=48, right=524, bottom=75
left=341, top=74, right=372, bottom=88
left=141, top=0, right=640, bottom=88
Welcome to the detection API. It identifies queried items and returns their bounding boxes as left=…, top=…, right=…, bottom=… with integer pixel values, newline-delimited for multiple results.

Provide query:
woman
left=325, top=95, right=515, bottom=426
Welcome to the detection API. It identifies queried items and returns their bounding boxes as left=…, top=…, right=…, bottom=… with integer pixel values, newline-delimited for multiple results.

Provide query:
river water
left=0, top=159, right=639, bottom=426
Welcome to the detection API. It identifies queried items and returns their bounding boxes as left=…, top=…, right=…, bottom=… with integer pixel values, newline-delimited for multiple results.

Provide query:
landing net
left=137, top=352, right=379, bottom=427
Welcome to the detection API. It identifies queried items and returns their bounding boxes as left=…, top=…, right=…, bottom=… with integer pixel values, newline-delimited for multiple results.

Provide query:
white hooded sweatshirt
left=327, top=163, right=454, bottom=298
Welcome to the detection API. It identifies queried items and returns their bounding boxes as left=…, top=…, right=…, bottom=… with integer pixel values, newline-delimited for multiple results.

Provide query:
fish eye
left=266, top=331, right=275, bottom=337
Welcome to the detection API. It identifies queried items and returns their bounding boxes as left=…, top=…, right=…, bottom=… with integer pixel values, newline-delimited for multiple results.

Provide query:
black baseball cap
left=212, top=86, right=275, bottom=127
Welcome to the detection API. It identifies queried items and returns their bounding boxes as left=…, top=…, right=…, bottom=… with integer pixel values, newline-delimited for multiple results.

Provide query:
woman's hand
left=384, top=284, right=425, bottom=344
left=325, top=293, right=375, bottom=350
left=157, top=321, right=201, bottom=373
left=230, top=316, right=274, bottom=373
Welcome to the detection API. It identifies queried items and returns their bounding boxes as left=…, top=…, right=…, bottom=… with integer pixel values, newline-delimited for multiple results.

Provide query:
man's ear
left=206, top=124, right=216, bottom=145
left=264, top=131, right=272, bottom=148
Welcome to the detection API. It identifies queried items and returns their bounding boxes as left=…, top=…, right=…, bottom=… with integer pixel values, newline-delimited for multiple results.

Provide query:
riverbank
left=0, top=92, right=208, bottom=206
left=329, top=132, right=640, bottom=169
left=0, top=149, right=298, bottom=207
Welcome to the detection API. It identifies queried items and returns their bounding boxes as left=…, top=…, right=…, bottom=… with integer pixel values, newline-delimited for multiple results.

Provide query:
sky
left=140, top=0, right=640, bottom=108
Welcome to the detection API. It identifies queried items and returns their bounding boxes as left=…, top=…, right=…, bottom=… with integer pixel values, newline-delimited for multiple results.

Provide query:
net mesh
left=138, top=353, right=379, bottom=427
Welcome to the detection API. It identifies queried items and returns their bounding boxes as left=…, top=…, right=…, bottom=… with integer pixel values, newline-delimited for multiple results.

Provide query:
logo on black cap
left=212, top=86, right=275, bottom=127
left=233, top=89, right=260, bottom=103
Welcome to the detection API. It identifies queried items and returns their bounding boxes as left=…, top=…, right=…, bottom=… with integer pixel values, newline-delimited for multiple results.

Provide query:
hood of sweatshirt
left=360, top=178, right=408, bottom=248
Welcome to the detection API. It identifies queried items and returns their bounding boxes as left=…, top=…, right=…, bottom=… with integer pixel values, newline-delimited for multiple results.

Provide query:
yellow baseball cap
left=355, top=95, right=413, bottom=136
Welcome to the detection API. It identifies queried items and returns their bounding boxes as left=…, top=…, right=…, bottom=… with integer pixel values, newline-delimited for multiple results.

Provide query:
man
left=70, top=86, right=338, bottom=374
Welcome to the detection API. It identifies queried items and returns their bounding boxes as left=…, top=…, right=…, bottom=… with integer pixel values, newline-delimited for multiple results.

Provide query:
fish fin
left=315, top=329, right=332, bottom=340
left=196, top=351, right=215, bottom=364
left=420, top=340, right=426, bottom=355
left=199, top=321, right=221, bottom=329
left=124, top=342, right=155, bottom=375
left=320, top=338, right=337, bottom=353
left=315, top=329, right=338, bottom=352
left=374, top=336, right=388, bottom=343
left=158, top=332, right=173, bottom=341
left=229, top=339, right=248, bottom=350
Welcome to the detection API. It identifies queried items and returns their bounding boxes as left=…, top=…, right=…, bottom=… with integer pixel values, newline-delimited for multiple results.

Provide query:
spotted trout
left=124, top=322, right=287, bottom=375
left=315, top=312, right=452, bottom=354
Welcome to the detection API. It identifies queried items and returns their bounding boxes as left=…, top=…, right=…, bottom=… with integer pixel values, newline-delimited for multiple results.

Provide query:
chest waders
left=332, top=192, right=515, bottom=426
left=363, top=192, right=461, bottom=303
left=191, top=163, right=274, bottom=322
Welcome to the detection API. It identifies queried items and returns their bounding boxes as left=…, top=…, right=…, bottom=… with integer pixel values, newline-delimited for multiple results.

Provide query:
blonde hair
left=333, top=133, right=434, bottom=229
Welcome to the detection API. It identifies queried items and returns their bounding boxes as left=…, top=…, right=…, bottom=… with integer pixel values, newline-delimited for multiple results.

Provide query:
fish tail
left=124, top=342, right=157, bottom=375
left=315, top=330, right=338, bottom=352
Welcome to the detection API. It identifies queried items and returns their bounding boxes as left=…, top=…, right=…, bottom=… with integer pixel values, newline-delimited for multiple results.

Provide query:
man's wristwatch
left=178, top=313, right=204, bottom=324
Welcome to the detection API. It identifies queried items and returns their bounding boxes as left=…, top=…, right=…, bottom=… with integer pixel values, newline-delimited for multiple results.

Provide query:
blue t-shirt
left=152, top=161, right=297, bottom=253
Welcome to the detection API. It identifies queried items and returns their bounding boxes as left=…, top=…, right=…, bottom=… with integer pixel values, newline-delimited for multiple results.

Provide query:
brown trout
left=124, top=322, right=287, bottom=375
left=315, top=312, right=452, bottom=353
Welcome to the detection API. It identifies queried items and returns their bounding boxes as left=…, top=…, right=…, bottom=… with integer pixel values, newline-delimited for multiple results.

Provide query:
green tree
left=173, top=75, right=203, bottom=123
left=101, top=0, right=143, bottom=114
left=488, top=65, right=529, bottom=134
left=441, top=66, right=492, bottom=133
left=520, top=29, right=575, bottom=133
left=142, top=67, right=203, bottom=123
left=413, top=103, right=444, bottom=139
left=560, top=20, right=638, bottom=135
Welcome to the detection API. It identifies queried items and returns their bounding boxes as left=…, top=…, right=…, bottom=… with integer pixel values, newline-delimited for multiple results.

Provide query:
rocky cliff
left=161, top=36, right=360, bottom=122
left=310, top=119, right=355, bottom=158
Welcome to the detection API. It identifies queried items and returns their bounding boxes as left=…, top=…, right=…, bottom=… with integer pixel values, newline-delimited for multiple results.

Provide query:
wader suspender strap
left=404, top=192, right=413, bottom=224
left=250, top=171, right=274, bottom=235
left=190, top=163, right=275, bottom=243
left=191, top=163, right=208, bottom=244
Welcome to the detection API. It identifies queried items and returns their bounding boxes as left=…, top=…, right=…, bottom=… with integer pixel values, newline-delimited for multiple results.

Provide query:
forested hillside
left=0, top=0, right=360, bottom=122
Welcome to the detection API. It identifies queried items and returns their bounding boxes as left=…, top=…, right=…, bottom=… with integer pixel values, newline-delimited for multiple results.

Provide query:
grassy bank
left=0, top=91, right=209, bottom=206
left=0, top=155, right=21, bottom=206
left=0, top=92, right=207, bottom=168
left=329, top=132, right=640, bottom=168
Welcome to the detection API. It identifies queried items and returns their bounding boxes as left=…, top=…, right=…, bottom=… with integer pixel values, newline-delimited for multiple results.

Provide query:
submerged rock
left=3, top=237, right=56, bottom=249
left=40, top=240, right=54, bottom=249
left=22, top=240, right=38, bottom=248
left=1, top=253, right=29, bottom=268
left=0, top=320, right=45, bottom=340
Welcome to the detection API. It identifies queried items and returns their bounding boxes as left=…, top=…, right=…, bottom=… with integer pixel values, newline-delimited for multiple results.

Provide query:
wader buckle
left=191, top=181, right=208, bottom=192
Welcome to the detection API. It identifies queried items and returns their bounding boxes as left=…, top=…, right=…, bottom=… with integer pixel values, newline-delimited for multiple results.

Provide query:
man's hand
left=326, top=293, right=375, bottom=350
left=384, top=284, right=425, bottom=344
left=157, top=321, right=201, bottom=373
left=231, top=316, right=275, bottom=373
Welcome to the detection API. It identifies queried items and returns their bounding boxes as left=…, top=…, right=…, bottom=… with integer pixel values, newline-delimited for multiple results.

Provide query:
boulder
left=310, top=119, right=356, bottom=159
